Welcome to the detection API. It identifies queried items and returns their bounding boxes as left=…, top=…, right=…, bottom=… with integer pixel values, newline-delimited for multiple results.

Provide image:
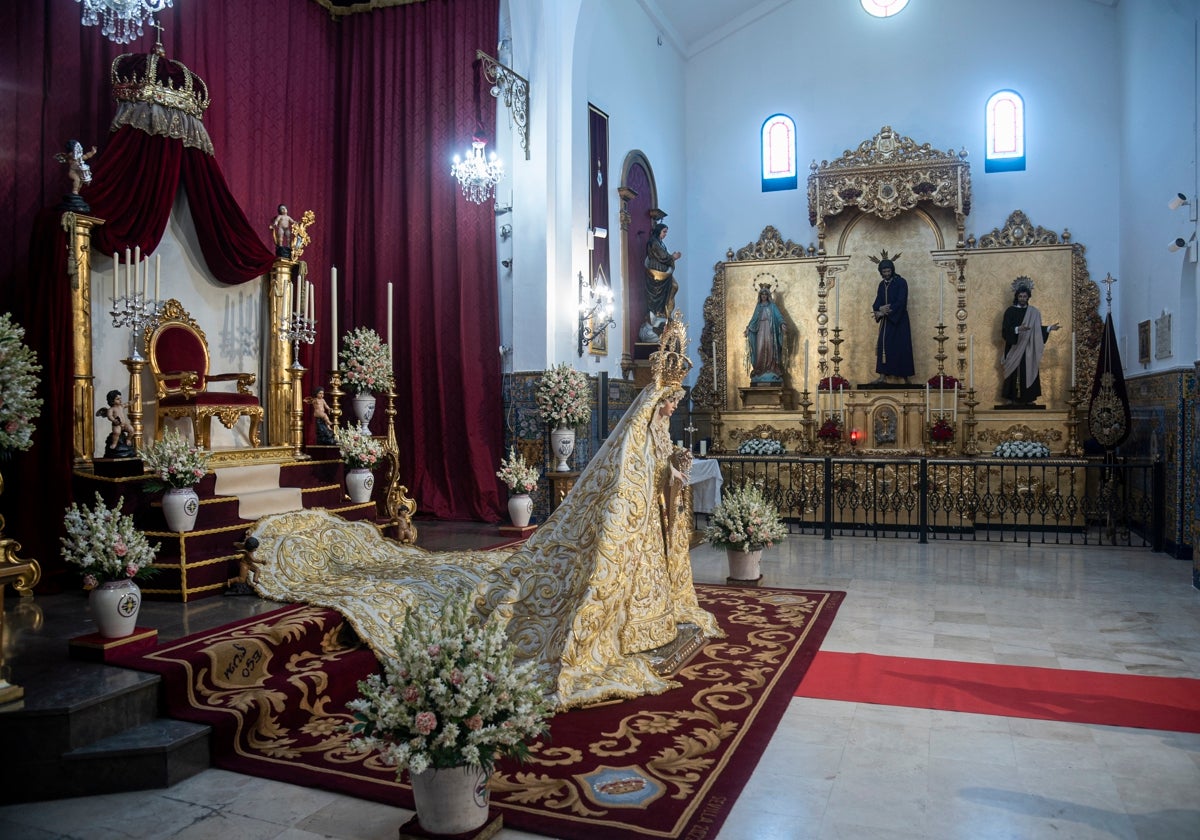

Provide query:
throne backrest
left=146, top=299, right=211, bottom=397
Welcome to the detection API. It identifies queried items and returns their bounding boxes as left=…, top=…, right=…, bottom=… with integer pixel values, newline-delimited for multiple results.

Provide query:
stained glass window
left=986, top=90, right=1025, bottom=173
left=761, top=114, right=797, bottom=192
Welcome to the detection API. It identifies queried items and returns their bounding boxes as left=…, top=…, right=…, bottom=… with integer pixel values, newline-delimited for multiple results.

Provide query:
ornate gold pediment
left=730, top=225, right=810, bottom=263
left=807, top=125, right=971, bottom=226
left=975, top=210, right=1062, bottom=248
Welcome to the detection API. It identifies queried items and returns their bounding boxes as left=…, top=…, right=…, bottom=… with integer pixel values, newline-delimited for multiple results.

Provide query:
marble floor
left=1, top=523, right=1198, bottom=840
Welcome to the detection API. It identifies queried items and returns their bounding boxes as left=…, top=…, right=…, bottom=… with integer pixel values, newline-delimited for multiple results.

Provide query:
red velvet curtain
left=0, top=0, right=503, bottom=577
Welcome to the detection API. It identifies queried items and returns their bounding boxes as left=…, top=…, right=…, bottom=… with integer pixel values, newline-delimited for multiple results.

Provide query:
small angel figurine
left=55, top=140, right=97, bottom=195
left=306, top=386, right=335, bottom=444
left=95, top=389, right=136, bottom=458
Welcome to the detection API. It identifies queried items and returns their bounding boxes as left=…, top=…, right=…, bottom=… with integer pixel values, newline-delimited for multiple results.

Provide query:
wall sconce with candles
left=577, top=269, right=615, bottom=356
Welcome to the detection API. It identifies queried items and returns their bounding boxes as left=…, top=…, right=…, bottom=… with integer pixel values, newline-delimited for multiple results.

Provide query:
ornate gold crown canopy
left=1012, top=276, right=1034, bottom=295
left=651, top=312, right=691, bottom=390
left=110, top=38, right=214, bottom=155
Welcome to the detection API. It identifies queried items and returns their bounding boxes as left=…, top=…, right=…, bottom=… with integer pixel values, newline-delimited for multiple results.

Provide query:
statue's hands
left=1048, top=323, right=1061, bottom=331
left=672, top=251, right=682, bottom=260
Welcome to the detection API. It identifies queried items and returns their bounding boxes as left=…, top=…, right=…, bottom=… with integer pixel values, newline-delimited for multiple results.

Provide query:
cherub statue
left=306, top=386, right=335, bottom=444
left=95, top=389, right=136, bottom=458
left=54, top=139, right=97, bottom=212
left=270, top=204, right=295, bottom=258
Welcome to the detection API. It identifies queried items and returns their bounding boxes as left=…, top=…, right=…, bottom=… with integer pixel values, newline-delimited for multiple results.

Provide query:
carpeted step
left=214, top=464, right=303, bottom=520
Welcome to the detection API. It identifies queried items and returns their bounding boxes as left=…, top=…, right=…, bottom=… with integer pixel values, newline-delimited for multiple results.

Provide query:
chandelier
left=450, top=138, right=504, bottom=205
left=76, top=0, right=173, bottom=45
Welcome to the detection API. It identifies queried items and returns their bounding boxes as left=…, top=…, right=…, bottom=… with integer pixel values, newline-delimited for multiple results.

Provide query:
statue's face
left=879, top=266, right=894, bottom=280
left=1017, top=291, right=1030, bottom=305
left=658, top=397, right=679, bottom=419
left=659, top=227, right=668, bottom=240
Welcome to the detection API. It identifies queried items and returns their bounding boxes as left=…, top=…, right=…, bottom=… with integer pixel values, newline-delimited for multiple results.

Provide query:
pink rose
left=427, top=645, right=441, bottom=657
left=403, top=685, right=420, bottom=703
left=125, top=563, right=138, bottom=578
left=465, top=714, right=483, bottom=731
left=113, top=539, right=128, bottom=557
left=415, top=711, right=437, bottom=735
left=449, top=669, right=464, bottom=686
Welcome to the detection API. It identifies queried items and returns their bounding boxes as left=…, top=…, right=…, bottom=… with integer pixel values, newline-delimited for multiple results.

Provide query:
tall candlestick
left=803, top=339, right=809, bottom=391
left=331, top=267, right=339, bottom=370
left=387, top=282, right=394, bottom=365
left=112, top=252, right=118, bottom=300
left=1070, top=331, right=1076, bottom=387
left=969, top=335, right=975, bottom=389
left=124, top=248, right=131, bottom=297
left=155, top=254, right=161, bottom=301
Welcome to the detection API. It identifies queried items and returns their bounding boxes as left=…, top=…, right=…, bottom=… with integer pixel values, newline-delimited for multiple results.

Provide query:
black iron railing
left=710, top=455, right=1164, bottom=549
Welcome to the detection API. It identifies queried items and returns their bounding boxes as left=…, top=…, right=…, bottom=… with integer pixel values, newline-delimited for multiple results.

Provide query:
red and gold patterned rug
left=116, top=585, right=843, bottom=839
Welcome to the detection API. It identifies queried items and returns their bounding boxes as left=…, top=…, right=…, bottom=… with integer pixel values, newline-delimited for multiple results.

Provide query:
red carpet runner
left=795, top=651, right=1200, bottom=733
left=117, top=585, right=843, bottom=840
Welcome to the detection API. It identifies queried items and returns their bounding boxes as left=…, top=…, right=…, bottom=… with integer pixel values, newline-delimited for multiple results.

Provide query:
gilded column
left=266, top=260, right=296, bottom=446
left=64, top=212, right=103, bottom=468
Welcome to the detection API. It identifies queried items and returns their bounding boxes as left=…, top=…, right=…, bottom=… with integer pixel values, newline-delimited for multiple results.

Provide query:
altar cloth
left=689, top=458, right=723, bottom=514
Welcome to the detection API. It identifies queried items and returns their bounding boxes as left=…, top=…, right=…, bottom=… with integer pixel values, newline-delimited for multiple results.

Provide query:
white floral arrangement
left=992, top=440, right=1051, bottom=458
left=535, top=363, right=591, bottom=429
left=737, top=438, right=784, bottom=456
left=496, top=447, right=539, bottom=495
left=339, top=327, right=395, bottom=395
left=140, top=429, right=210, bottom=489
left=335, top=427, right=386, bottom=470
left=61, top=492, right=159, bottom=590
left=705, top=482, right=788, bottom=552
left=0, top=313, right=43, bottom=455
left=347, top=596, right=552, bottom=777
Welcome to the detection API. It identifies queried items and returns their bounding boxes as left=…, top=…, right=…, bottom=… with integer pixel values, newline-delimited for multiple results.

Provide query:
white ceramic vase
left=89, top=578, right=141, bottom=638
left=409, top=764, right=490, bottom=835
left=352, top=392, right=376, bottom=431
left=345, top=467, right=374, bottom=503
left=726, top=548, right=763, bottom=582
left=507, top=493, right=533, bottom=527
left=550, top=427, right=576, bottom=472
left=162, top=486, right=200, bottom=532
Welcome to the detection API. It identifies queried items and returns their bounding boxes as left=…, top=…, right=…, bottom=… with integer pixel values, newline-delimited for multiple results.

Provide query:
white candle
left=283, top=281, right=292, bottom=324
left=940, top=379, right=944, bottom=413
left=133, top=246, right=141, bottom=297
left=969, top=335, right=975, bottom=389
left=387, top=282, right=394, bottom=365
left=803, top=339, right=810, bottom=391
left=699, top=439, right=707, bottom=457
left=953, top=384, right=957, bottom=421
left=155, top=254, right=161, bottom=301
left=839, top=384, right=844, bottom=422
left=331, top=266, right=339, bottom=370
left=112, top=252, right=118, bottom=300
left=124, top=248, right=131, bottom=297
left=939, top=278, right=944, bottom=323
left=1070, top=331, right=1076, bottom=388
left=308, top=281, right=315, bottom=322
left=834, top=279, right=840, bottom=328
left=926, top=383, right=930, bottom=416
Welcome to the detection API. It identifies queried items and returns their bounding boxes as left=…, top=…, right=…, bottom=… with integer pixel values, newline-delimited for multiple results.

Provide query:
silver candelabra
left=110, top=293, right=159, bottom=361
left=280, top=311, right=316, bottom=369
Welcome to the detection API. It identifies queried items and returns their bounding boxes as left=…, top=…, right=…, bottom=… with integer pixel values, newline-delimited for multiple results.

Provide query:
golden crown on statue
left=651, top=311, right=691, bottom=390
left=111, top=42, right=211, bottom=120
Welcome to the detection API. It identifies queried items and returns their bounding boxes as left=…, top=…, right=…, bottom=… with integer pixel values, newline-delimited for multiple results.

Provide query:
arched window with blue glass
left=985, top=90, right=1025, bottom=173
left=761, top=113, right=797, bottom=192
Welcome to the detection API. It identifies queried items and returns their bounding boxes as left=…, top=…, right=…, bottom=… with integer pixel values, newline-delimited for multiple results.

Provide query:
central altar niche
left=692, top=126, right=1097, bottom=456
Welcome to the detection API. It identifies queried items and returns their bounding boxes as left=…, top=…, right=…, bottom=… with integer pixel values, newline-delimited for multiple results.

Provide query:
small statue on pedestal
left=307, top=386, right=335, bottom=444
left=270, top=204, right=295, bottom=258
left=54, top=139, right=97, bottom=213
left=95, top=389, right=136, bottom=458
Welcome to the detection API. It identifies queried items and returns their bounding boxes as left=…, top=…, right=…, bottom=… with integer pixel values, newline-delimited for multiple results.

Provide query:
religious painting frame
left=1138, top=320, right=1151, bottom=366
left=588, top=103, right=610, bottom=356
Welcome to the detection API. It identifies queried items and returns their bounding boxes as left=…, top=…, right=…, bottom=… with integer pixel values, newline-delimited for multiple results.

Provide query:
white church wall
left=580, top=0, right=688, bottom=377
left=1117, top=0, right=1198, bottom=374
left=680, top=0, right=1123, bottom=359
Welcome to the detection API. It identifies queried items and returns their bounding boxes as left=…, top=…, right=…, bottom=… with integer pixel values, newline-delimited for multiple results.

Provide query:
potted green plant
left=705, top=482, right=788, bottom=583
left=339, top=327, right=395, bottom=429
left=535, top=363, right=590, bottom=471
left=496, top=446, right=539, bottom=527
left=335, top=427, right=385, bottom=503
left=60, top=492, right=159, bottom=637
left=347, top=597, right=552, bottom=835
left=140, top=429, right=211, bottom=532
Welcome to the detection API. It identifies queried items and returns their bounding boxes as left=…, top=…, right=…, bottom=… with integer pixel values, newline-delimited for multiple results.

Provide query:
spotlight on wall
left=1168, top=232, right=1196, bottom=253
left=1168, top=193, right=1189, bottom=211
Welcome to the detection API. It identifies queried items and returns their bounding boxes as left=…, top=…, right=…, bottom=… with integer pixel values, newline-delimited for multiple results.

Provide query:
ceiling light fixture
left=77, top=0, right=172, bottom=45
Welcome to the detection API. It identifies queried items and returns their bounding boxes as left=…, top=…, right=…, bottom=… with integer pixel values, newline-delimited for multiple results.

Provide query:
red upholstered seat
left=145, top=299, right=263, bottom=448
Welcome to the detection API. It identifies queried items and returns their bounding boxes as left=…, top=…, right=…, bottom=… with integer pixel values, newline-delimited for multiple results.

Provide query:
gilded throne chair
left=145, top=299, right=263, bottom=448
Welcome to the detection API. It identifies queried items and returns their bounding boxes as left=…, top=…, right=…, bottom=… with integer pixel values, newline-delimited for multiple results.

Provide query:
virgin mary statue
left=246, top=315, right=721, bottom=710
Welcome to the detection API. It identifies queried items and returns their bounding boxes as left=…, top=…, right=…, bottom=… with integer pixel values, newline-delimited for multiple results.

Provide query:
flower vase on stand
left=550, top=427, right=575, bottom=472
left=345, top=468, right=374, bottom=503
left=352, top=392, right=376, bottom=431
left=508, top=493, right=533, bottom=527
left=409, top=764, right=491, bottom=835
left=89, top=579, right=142, bottom=638
left=162, top=486, right=200, bottom=532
